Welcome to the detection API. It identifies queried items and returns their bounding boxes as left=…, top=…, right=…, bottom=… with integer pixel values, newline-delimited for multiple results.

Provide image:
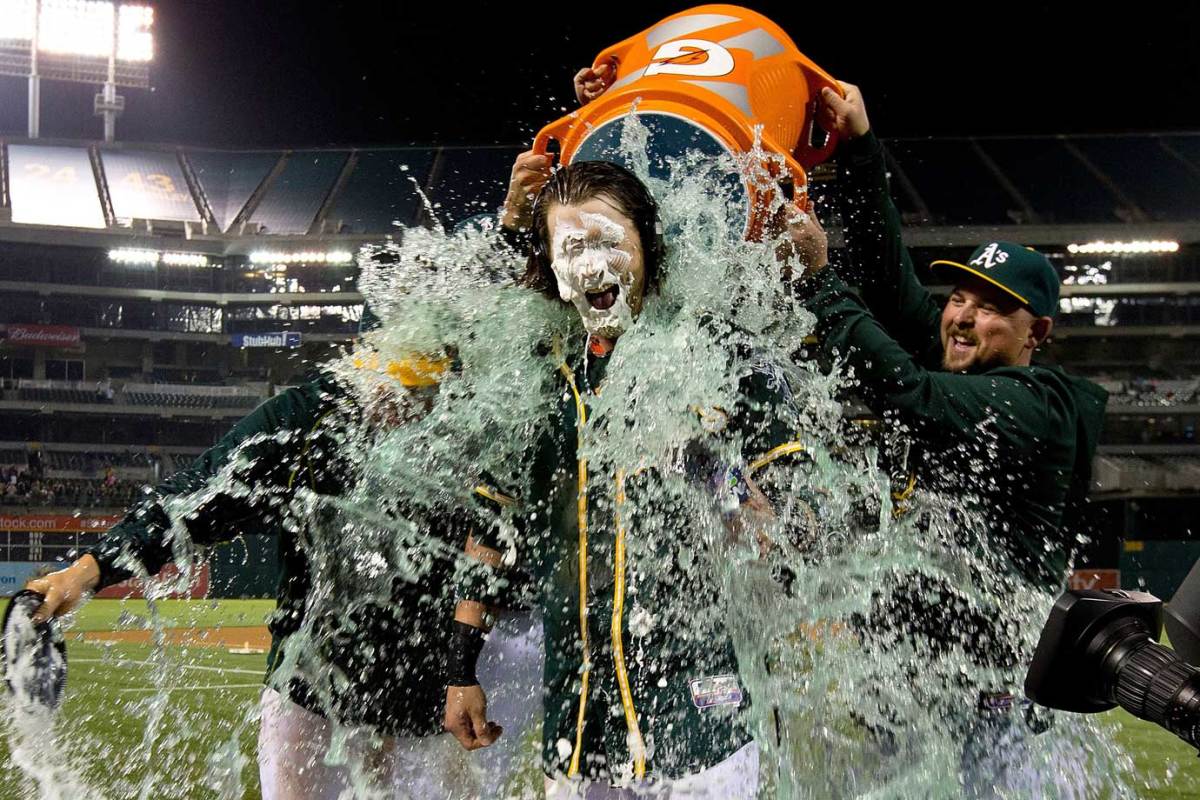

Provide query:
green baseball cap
left=931, top=242, right=1060, bottom=318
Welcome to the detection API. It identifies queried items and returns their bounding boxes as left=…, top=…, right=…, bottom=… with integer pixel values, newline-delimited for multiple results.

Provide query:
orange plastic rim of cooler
left=534, top=4, right=843, bottom=191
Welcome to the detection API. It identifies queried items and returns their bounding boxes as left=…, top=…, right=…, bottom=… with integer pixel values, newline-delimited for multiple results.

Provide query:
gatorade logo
left=970, top=243, right=1009, bottom=270
left=645, top=39, right=735, bottom=78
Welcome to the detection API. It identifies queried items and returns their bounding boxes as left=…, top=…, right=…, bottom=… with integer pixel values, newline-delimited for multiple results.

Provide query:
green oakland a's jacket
left=806, top=130, right=1108, bottom=591
left=474, top=337, right=804, bottom=782
left=85, top=375, right=461, bottom=737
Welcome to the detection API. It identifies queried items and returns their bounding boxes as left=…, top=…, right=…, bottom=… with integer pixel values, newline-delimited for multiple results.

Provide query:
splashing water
left=1, top=110, right=1135, bottom=799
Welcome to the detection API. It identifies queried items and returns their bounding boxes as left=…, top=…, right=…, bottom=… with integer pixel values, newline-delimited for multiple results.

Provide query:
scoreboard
left=0, top=514, right=118, bottom=594
left=7, top=144, right=107, bottom=228
left=102, top=149, right=201, bottom=223
left=0, top=527, right=99, bottom=562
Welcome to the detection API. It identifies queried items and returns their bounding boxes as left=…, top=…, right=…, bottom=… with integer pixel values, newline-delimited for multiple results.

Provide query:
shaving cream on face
left=549, top=209, right=641, bottom=339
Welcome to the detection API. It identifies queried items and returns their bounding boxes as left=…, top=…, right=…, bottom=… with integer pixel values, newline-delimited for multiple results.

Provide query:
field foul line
left=114, top=684, right=263, bottom=693
left=71, top=658, right=264, bottom=677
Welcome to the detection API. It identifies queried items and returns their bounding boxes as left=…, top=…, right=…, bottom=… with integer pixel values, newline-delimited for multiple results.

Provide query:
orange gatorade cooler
left=533, top=4, right=843, bottom=236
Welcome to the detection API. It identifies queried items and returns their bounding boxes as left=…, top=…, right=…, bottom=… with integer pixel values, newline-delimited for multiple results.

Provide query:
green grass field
left=1, top=599, right=275, bottom=800
left=1, top=599, right=1198, bottom=798
left=68, top=597, right=276, bottom=633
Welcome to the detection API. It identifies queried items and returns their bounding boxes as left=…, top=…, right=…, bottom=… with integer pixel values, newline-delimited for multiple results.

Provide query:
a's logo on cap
left=970, top=243, right=1009, bottom=270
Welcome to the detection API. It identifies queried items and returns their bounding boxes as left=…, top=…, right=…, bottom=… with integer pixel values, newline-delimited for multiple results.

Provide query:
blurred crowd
left=1, top=466, right=141, bottom=508
left=1102, top=376, right=1200, bottom=407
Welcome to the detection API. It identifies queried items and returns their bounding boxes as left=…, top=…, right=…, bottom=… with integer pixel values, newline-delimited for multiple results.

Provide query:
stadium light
left=1061, top=261, right=1112, bottom=286
left=108, top=248, right=211, bottom=267
left=1, top=2, right=152, bottom=61
left=161, top=252, right=209, bottom=268
left=249, top=250, right=356, bottom=266
left=0, top=1, right=155, bottom=140
left=107, top=247, right=158, bottom=266
left=1067, top=240, right=1180, bottom=255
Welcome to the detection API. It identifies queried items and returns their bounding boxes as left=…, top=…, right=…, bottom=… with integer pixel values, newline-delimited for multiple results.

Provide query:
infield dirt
left=79, top=625, right=271, bottom=650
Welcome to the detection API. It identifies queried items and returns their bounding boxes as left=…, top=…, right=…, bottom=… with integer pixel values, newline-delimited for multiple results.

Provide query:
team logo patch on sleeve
left=688, top=674, right=743, bottom=710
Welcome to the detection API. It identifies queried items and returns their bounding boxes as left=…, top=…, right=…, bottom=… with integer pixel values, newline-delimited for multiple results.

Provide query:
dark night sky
left=1, top=1, right=1198, bottom=148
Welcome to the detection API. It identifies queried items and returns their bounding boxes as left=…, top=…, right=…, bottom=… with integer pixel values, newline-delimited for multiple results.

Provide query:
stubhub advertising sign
left=0, top=562, right=58, bottom=596
left=232, top=332, right=301, bottom=349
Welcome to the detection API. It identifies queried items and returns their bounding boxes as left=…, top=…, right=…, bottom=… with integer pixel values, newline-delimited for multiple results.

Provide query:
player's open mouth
left=951, top=335, right=976, bottom=352
left=586, top=285, right=619, bottom=310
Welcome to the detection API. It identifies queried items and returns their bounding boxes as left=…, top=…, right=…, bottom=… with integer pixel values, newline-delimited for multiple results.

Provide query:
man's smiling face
left=546, top=195, right=646, bottom=340
left=940, top=275, right=1041, bottom=373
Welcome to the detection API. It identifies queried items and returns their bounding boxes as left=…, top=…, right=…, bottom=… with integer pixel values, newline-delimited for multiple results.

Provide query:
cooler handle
left=591, top=44, right=632, bottom=85
left=533, top=114, right=576, bottom=159
left=794, top=69, right=845, bottom=168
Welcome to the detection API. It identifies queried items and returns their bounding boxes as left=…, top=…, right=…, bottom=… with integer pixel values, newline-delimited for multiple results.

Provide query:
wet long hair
left=521, top=160, right=664, bottom=301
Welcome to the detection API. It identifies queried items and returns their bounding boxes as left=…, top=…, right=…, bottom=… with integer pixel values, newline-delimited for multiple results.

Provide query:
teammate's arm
left=500, top=150, right=553, bottom=233
left=444, top=533, right=505, bottom=750
left=722, top=475, right=778, bottom=556
left=817, top=82, right=943, bottom=361
left=802, top=265, right=1064, bottom=448
left=25, top=380, right=330, bottom=622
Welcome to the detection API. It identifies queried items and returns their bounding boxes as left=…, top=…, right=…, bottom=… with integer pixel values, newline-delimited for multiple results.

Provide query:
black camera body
left=1025, top=561, right=1200, bottom=750
left=1025, top=589, right=1164, bottom=713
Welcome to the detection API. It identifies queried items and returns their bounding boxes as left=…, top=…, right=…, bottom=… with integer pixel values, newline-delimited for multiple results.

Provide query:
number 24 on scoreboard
left=23, top=163, right=183, bottom=198
left=23, top=163, right=79, bottom=183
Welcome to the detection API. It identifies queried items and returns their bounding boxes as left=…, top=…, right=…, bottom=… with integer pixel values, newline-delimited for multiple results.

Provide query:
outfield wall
left=1121, top=539, right=1200, bottom=599
left=208, top=533, right=278, bottom=599
left=0, top=560, right=60, bottom=594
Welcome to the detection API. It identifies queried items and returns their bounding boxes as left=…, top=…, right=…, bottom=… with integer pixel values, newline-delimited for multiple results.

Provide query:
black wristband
left=447, top=620, right=486, bottom=686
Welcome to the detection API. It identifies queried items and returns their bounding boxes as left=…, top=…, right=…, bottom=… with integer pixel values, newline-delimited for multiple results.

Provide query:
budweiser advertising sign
left=5, top=324, right=81, bottom=347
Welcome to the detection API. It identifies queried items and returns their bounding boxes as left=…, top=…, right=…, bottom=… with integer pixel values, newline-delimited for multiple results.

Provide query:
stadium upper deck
left=0, top=132, right=1197, bottom=374
left=1, top=132, right=1199, bottom=238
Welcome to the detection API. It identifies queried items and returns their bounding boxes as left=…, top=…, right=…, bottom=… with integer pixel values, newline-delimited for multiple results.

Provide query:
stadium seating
left=0, top=437, right=205, bottom=507
left=1093, top=454, right=1200, bottom=494
left=8, top=379, right=263, bottom=410
left=121, top=382, right=263, bottom=409
left=887, top=134, right=1200, bottom=227
left=15, top=379, right=112, bottom=405
left=42, top=449, right=159, bottom=472
left=0, top=449, right=28, bottom=468
left=3, top=134, right=1197, bottom=237
left=1098, top=378, right=1200, bottom=407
